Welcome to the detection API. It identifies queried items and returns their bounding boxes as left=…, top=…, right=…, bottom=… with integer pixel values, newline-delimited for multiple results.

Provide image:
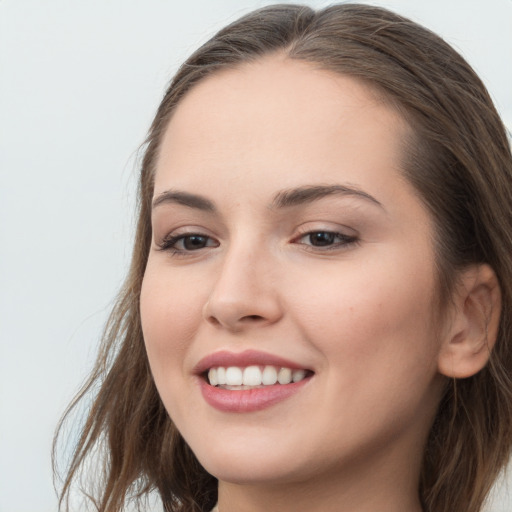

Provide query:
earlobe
left=437, top=264, right=501, bottom=379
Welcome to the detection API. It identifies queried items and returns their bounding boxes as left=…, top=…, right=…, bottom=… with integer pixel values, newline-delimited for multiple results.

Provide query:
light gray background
left=1, top=1, right=511, bottom=511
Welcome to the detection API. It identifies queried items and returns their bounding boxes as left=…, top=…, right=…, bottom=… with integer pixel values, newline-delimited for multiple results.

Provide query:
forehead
left=155, top=56, right=412, bottom=204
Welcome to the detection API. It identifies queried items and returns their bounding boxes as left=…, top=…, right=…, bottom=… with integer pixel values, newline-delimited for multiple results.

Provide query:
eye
left=296, top=230, right=358, bottom=249
left=158, top=233, right=219, bottom=254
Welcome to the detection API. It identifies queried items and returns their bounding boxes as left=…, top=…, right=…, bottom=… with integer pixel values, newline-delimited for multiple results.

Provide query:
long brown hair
left=54, top=4, right=512, bottom=512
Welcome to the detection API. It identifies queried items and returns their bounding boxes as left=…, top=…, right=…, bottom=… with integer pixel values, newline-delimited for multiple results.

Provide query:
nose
left=202, top=241, right=283, bottom=331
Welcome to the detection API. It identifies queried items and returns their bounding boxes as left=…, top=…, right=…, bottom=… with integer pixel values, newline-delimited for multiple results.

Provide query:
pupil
left=184, top=235, right=207, bottom=250
left=311, top=232, right=334, bottom=246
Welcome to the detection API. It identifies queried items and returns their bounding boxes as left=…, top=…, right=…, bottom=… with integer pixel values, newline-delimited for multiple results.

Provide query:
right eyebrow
left=152, top=190, right=216, bottom=212
left=271, top=184, right=384, bottom=210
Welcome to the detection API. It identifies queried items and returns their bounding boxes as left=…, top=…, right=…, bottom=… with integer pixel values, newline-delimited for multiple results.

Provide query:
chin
left=182, top=426, right=311, bottom=485
left=200, top=455, right=308, bottom=486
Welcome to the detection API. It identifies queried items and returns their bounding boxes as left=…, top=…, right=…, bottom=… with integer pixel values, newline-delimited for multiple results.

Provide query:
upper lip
left=193, top=349, right=311, bottom=375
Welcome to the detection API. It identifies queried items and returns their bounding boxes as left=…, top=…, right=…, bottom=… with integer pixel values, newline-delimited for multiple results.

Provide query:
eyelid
left=291, top=225, right=360, bottom=251
left=293, top=221, right=358, bottom=238
left=156, top=228, right=220, bottom=256
left=155, top=224, right=214, bottom=244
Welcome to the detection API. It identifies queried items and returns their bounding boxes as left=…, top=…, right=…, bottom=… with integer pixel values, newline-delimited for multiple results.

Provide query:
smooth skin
left=140, top=55, right=501, bottom=512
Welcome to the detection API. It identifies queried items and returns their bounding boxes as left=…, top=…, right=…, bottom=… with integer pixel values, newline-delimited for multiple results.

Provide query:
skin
left=140, top=56, right=498, bottom=512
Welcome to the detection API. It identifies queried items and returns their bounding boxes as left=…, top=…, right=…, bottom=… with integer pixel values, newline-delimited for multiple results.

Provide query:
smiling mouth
left=206, top=365, right=313, bottom=389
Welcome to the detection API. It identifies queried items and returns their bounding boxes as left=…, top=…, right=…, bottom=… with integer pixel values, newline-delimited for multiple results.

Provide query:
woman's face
left=141, top=57, right=447, bottom=487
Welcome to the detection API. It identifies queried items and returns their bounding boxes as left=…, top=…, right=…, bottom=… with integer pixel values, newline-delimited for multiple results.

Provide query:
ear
left=437, top=264, right=501, bottom=379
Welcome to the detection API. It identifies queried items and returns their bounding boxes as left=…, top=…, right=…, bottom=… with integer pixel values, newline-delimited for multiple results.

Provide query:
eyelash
left=157, top=230, right=358, bottom=256
left=295, top=230, right=359, bottom=251
left=157, top=233, right=219, bottom=255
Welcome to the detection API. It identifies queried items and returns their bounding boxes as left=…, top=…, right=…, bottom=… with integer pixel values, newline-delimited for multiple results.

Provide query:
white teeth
left=277, top=367, right=292, bottom=384
left=207, top=365, right=309, bottom=387
left=292, top=369, right=306, bottom=383
left=208, top=368, right=218, bottom=386
left=216, top=367, right=226, bottom=385
left=262, top=365, right=278, bottom=385
left=225, top=366, right=243, bottom=385
left=243, top=365, right=262, bottom=386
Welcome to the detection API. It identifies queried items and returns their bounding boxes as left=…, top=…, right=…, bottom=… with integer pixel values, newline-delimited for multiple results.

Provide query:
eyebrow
left=152, top=190, right=216, bottom=212
left=271, top=184, right=383, bottom=210
left=152, top=184, right=383, bottom=212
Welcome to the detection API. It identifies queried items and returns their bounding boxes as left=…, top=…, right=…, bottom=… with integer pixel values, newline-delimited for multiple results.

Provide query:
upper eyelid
left=297, top=229, right=354, bottom=237
left=156, top=226, right=356, bottom=240
left=158, top=226, right=216, bottom=240
left=294, top=230, right=358, bottom=242
left=161, top=231, right=216, bottom=244
left=293, top=222, right=358, bottom=237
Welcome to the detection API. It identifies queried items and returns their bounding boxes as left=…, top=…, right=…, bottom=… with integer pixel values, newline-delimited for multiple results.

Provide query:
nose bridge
left=203, top=233, right=282, bottom=329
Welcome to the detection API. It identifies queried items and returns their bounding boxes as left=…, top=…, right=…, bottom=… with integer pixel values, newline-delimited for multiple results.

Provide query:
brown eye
left=181, top=235, right=210, bottom=250
left=297, top=231, right=358, bottom=250
left=308, top=232, right=337, bottom=246
left=159, top=233, right=219, bottom=254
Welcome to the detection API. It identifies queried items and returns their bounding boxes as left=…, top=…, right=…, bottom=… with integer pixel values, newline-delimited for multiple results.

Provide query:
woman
left=55, top=4, right=512, bottom=512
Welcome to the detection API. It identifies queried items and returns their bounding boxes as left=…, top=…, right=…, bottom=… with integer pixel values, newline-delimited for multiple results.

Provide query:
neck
left=217, top=438, right=425, bottom=512
left=218, top=480, right=422, bottom=512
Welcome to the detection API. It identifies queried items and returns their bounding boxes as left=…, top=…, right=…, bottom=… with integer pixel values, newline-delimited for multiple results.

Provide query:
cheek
left=292, top=255, right=441, bottom=390
left=290, top=263, right=443, bottom=450
left=140, top=264, right=215, bottom=429
left=140, top=264, right=207, bottom=385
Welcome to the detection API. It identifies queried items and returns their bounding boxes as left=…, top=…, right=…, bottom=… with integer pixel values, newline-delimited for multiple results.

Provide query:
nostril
left=206, top=313, right=265, bottom=330
left=207, top=316, right=221, bottom=326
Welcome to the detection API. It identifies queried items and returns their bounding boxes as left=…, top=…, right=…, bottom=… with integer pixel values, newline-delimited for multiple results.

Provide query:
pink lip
left=194, top=349, right=313, bottom=413
left=199, top=377, right=311, bottom=413
left=193, top=349, right=309, bottom=374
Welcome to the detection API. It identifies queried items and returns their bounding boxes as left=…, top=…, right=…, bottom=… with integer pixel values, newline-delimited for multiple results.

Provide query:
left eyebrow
left=152, top=190, right=216, bottom=212
left=271, top=184, right=384, bottom=210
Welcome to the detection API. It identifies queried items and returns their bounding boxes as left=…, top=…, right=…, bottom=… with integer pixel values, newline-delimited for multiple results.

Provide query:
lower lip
left=199, top=377, right=311, bottom=413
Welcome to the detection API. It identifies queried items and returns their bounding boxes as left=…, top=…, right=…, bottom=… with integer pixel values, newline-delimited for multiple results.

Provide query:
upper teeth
left=208, top=365, right=307, bottom=387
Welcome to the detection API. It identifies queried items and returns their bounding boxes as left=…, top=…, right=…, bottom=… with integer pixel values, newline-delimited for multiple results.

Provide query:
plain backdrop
left=0, top=1, right=511, bottom=511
